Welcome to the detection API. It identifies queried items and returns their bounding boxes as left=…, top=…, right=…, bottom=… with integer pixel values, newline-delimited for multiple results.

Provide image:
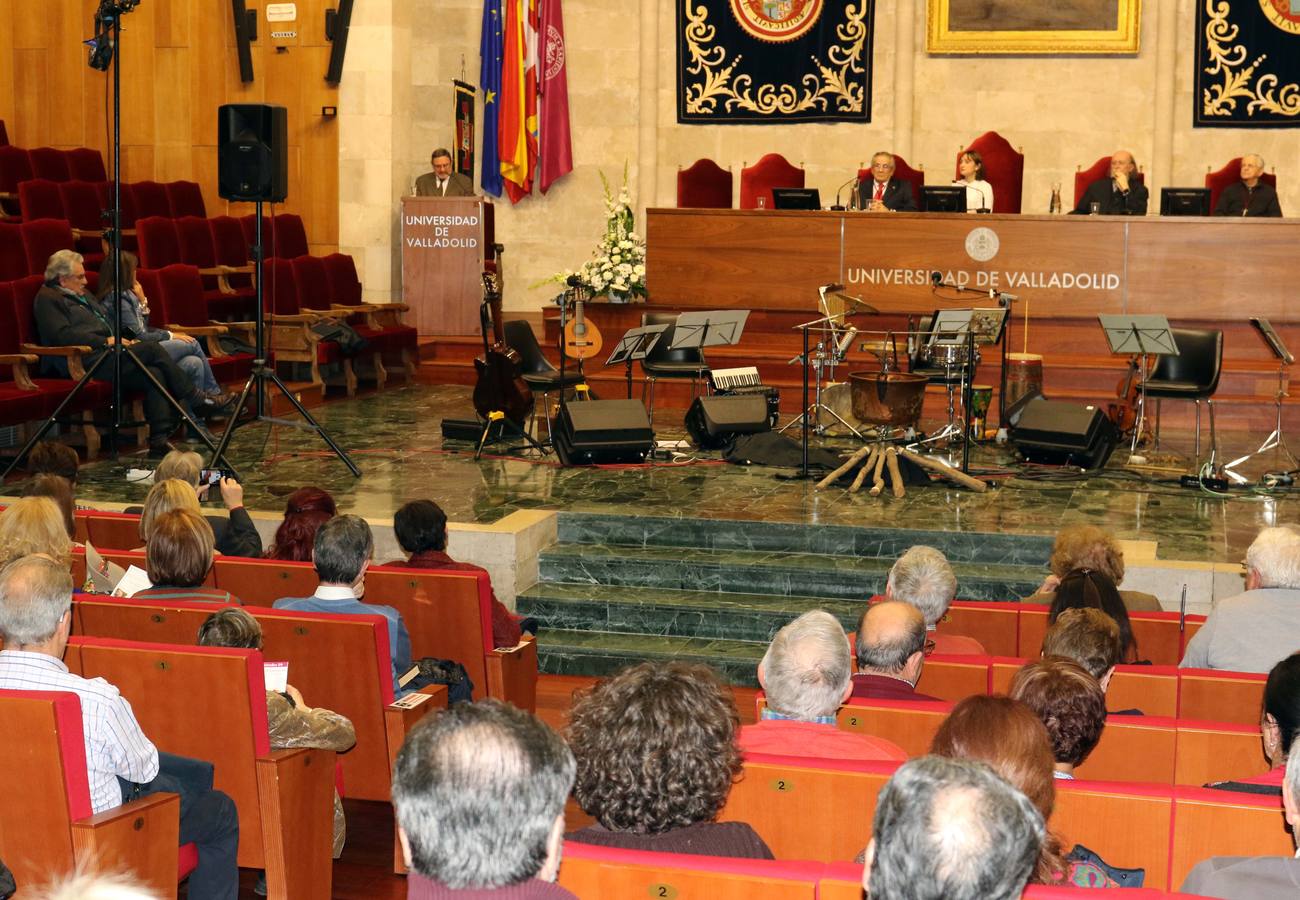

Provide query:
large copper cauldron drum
left=849, top=371, right=928, bottom=428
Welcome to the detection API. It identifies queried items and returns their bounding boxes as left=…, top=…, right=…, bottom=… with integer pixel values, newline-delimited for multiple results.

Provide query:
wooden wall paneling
left=300, top=47, right=339, bottom=249
left=10, top=0, right=47, bottom=49
left=0, top=0, right=17, bottom=137
left=154, top=0, right=191, bottom=49
left=12, top=49, right=48, bottom=146
left=119, top=144, right=155, bottom=184
left=115, top=1, right=156, bottom=152
left=191, top=0, right=233, bottom=149
left=80, top=69, right=110, bottom=166
left=296, top=0, right=334, bottom=48
left=152, top=47, right=193, bottom=181
left=191, top=144, right=222, bottom=216
left=46, top=0, right=89, bottom=148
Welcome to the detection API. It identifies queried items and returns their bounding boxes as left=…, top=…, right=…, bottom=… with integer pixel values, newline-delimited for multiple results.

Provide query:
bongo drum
left=1006, top=353, right=1044, bottom=408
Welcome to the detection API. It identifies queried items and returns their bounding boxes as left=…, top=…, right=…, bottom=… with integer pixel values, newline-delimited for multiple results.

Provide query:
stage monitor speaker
left=217, top=104, right=287, bottom=202
left=1009, top=397, right=1119, bottom=470
left=553, top=400, right=654, bottom=466
left=685, top=394, right=771, bottom=449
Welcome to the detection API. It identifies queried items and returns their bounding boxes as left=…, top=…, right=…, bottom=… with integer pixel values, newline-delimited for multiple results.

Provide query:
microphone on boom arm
left=831, top=176, right=860, bottom=211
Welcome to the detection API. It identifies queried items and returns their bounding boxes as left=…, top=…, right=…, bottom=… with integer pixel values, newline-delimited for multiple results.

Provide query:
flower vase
left=607, top=290, right=633, bottom=304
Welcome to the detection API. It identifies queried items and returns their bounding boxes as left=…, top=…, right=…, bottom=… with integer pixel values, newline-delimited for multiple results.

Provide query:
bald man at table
left=1072, top=150, right=1148, bottom=216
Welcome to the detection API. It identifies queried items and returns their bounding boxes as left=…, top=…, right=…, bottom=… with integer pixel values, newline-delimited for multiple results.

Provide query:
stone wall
left=340, top=0, right=1300, bottom=309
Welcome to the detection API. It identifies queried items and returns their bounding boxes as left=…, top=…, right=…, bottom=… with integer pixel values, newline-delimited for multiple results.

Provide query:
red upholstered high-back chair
left=19, top=218, right=78, bottom=276
left=857, top=155, right=926, bottom=210
left=57, top=181, right=107, bottom=258
left=273, top=214, right=310, bottom=259
left=17, top=179, right=64, bottom=221
left=1074, top=156, right=1146, bottom=209
left=241, top=214, right=276, bottom=260
left=131, top=180, right=171, bottom=219
left=66, top=148, right=107, bottom=182
left=0, top=145, right=33, bottom=219
left=739, top=153, right=805, bottom=210
left=134, top=216, right=182, bottom=269
left=1205, top=157, right=1277, bottom=212
left=27, top=147, right=71, bottom=182
left=0, top=119, right=8, bottom=145
left=164, top=180, right=206, bottom=217
left=956, top=132, right=1023, bottom=213
left=0, top=222, right=28, bottom=279
left=322, top=253, right=363, bottom=305
left=676, top=158, right=733, bottom=209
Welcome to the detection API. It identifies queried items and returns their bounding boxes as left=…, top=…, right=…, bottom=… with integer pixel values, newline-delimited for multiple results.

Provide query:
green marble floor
left=39, top=383, right=1300, bottom=565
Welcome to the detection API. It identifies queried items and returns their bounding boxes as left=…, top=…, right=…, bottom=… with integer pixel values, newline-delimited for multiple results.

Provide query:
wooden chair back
left=1172, top=721, right=1267, bottom=786
left=913, top=654, right=993, bottom=703
left=1054, top=780, right=1174, bottom=890
left=1076, top=716, right=1178, bottom=784
left=74, top=596, right=230, bottom=645
left=718, top=755, right=896, bottom=861
left=559, top=842, right=822, bottom=899
left=1168, top=786, right=1293, bottom=890
left=249, top=607, right=395, bottom=801
left=937, top=601, right=1019, bottom=656
left=1109, top=665, right=1179, bottom=719
left=1177, top=669, right=1266, bottom=725
left=82, top=510, right=144, bottom=549
left=836, top=698, right=953, bottom=757
left=213, top=556, right=320, bottom=606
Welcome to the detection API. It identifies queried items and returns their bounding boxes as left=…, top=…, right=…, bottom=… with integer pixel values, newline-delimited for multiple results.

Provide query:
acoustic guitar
left=562, top=284, right=604, bottom=361
left=472, top=269, right=534, bottom=426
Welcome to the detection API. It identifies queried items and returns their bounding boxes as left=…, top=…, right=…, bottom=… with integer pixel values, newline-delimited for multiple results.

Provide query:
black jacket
left=1072, top=178, right=1148, bottom=216
left=1213, top=181, right=1282, bottom=217
left=123, top=504, right=264, bottom=558
left=32, top=283, right=114, bottom=376
left=856, top=178, right=917, bottom=212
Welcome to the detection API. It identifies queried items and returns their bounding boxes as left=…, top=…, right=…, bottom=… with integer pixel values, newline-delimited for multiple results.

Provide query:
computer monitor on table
left=772, top=188, right=821, bottom=210
left=1160, top=187, right=1211, bottom=216
left=922, top=185, right=966, bottom=213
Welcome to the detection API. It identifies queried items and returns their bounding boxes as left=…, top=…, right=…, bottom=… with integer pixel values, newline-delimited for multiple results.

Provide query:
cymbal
left=831, top=291, right=878, bottom=314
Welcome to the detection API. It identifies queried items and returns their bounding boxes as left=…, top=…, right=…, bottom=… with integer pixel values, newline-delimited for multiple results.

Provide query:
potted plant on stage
left=553, top=164, right=647, bottom=304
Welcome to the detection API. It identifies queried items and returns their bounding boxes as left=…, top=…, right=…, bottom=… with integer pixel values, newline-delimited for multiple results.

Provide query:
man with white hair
left=1180, top=745, right=1300, bottom=895
left=885, top=546, right=986, bottom=655
left=1212, top=154, right=1282, bottom=217
left=738, top=610, right=906, bottom=762
left=864, top=756, right=1046, bottom=900
left=1181, top=526, right=1300, bottom=673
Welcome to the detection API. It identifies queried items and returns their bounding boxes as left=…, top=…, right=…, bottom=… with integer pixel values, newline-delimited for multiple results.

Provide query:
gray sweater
left=1180, top=588, right=1300, bottom=673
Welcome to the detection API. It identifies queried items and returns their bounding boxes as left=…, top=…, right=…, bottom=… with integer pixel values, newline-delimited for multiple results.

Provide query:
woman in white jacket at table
left=953, top=150, right=994, bottom=213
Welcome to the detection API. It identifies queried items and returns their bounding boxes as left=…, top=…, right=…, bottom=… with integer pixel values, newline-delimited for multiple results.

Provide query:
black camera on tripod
left=88, top=0, right=140, bottom=71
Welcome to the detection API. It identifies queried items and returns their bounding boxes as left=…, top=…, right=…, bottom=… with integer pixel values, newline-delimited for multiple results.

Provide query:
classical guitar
left=562, top=283, right=604, bottom=361
left=472, top=269, right=534, bottom=426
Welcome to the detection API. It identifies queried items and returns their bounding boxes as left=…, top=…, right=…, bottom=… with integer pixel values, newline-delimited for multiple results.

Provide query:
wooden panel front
left=1053, top=787, right=1172, bottom=890
left=400, top=196, right=486, bottom=336
left=1076, top=719, right=1177, bottom=784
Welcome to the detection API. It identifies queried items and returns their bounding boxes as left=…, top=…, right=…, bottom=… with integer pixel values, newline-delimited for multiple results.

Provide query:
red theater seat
left=0, top=145, right=33, bottom=219
left=263, top=257, right=356, bottom=394
left=131, top=180, right=171, bottom=220
left=27, top=147, right=71, bottom=182
left=58, top=180, right=109, bottom=258
left=66, top=148, right=108, bottom=183
left=135, top=216, right=182, bottom=269
left=17, top=178, right=64, bottom=221
left=173, top=216, right=252, bottom=320
left=164, top=180, right=206, bottom=218
left=959, top=131, right=1023, bottom=213
left=739, top=153, right=805, bottom=210
left=144, top=264, right=255, bottom=386
left=273, top=213, right=310, bottom=259
left=677, top=158, right=733, bottom=209
left=20, top=218, right=85, bottom=278
left=240, top=214, right=276, bottom=260
left=0, top=222, right=29, bottom=279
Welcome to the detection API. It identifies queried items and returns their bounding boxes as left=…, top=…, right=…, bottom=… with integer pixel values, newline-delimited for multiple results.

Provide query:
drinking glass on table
left=1089, top=201, right=1101, bottom=215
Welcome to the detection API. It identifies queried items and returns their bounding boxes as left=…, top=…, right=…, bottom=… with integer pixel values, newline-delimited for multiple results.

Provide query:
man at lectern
left=414, top=148, right=474, bottom=197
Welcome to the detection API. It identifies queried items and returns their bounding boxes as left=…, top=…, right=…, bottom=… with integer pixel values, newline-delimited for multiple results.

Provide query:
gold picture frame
left=927, top=0, right=1141, bottom=55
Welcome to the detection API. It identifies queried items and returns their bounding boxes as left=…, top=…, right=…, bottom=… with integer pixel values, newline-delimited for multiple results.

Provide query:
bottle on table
left=1049, top=183, right=1062, bottom=214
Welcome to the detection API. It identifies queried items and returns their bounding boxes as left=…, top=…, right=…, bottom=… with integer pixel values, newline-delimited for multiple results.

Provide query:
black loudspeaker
left=325, top=0, right=355, bottom=84
left=1009, top=397, right=1119, bottom=470
left=685, top=394, right=771, bottom=449
left=553, top=400, right=654, bottom=466
left=230, top=0, right=256, bottom=83
left=217, top=104, right=288, bottom=202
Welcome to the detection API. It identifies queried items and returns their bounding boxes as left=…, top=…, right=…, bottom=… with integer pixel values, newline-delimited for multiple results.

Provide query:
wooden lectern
left=400, top=196, right=494, bottom=336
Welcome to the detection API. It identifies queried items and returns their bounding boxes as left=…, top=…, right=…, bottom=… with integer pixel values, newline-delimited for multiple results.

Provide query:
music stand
left=670, top=310, right=751, bottom=352
left=918, top=307, right=1007, bottom=473
left=606, top=324, right=668, bottom=399
left=1224, top=317, right=1298, bottom=480
left=1099, top=315, right=1179, bottom=454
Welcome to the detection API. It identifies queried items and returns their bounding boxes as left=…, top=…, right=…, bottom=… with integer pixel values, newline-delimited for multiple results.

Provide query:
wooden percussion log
left=850, top=448, right=878, bottom=493
left=817, top=446, right=871, bottom=489
left=898, top=447, right=989, bottom=493
left=886, top=447, right=906, bottom=498
left=869, top=446, right=888, bottom=496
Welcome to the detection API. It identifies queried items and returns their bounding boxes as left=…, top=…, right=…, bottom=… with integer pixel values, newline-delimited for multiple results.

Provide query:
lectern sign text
left=400, top=196, right=488, bottom=336
left=403, top=213, right=481, bottom=249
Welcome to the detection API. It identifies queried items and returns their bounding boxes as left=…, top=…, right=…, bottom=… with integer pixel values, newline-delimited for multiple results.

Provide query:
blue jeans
left=160, top=337, right=220, bottom=396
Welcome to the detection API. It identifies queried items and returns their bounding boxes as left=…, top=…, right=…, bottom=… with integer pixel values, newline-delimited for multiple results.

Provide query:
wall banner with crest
left=1195, top=0, right=1300, bottom=127
left=677, top=0, right=876, bottom=124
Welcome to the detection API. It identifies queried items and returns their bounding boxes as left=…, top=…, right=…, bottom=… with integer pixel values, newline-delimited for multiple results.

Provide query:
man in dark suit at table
left=414, top=148, right=474, bottom=198
left=1213, top=154, right=1283, bottom=217
left=856, top=152, right=917, bottom=213
left=1072, top=150, right=1148, bottom=215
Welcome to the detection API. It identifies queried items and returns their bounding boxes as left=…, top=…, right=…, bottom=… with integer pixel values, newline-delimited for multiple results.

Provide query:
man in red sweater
left=393, top=700, right=578, bottom=898
left=739, top=610, right=906, bottom=762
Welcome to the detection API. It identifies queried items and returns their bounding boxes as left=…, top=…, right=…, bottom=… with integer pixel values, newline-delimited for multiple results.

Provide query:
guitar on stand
left=472, top=252, right=544, bottom=459
left=562, top=280, right=604, bottom=372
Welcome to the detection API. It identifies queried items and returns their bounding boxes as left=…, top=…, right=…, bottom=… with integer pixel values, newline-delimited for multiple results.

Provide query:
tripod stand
left=207, top=200, right=360, bottom=476
left=3, top=0, right=228, bottom=480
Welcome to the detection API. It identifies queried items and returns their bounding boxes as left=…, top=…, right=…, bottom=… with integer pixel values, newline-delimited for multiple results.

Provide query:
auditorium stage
left=41, top=382, right=1297, bottom=569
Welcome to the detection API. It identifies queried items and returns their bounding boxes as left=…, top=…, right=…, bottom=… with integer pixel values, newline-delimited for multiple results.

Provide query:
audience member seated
left=1026, top=524, right=1161, bottom=612
left=864, top=756, right=1045, bottom=900
left=27, top=440, right=81, bottom=488
left=740, top=610, right=906, bottom=762
left=1180, top=749, right=1300, bottom=897
left=131, top=509, right=238, bottom=604
left=931, top=695, right=1123, bottom=887
left=22, top=474, right=77, bottom=543
left=1181, top=526, right=1300, bottom=673
left=392, top=700, right=579, bottom=899
left=1206, top=651, right=1300, bottom=796
left=0, top=496, right=73, bottom=568
left=127, top=449, right=262, bottom=558
left=385, top=499, right=524, bottom=648
left=1009, top=657, right=1106, bottom=780
left=273, top=515, right=413, bottom=694
left=136, top=478, right=202, bottom=547
left=0, top=556, right=239, bottom=900
left=885, top=546, right=986, bottom=654
left=564, top=661, right=773, bottom=859
left=197, top=607, right=356, bottom=857
left=851, top=600, right=939, bottom=701
left=1048, top=569, right=1140, bottom=664
left=1041, top=607, right=1123, bottom=692
left=265, top=487, right=336, bottom=562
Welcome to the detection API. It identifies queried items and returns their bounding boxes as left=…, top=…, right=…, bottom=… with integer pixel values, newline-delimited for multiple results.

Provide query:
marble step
left=517, top=582, right=869, bottom=644
left=536, top=627, right=765, bottom=686
left=557, top=511, right=1053, bottom=565
left=536, top=542, right=1044, bottom=602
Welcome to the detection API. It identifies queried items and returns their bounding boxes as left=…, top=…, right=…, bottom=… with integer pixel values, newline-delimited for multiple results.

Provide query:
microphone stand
left=831, top=176, right=860, bottom=212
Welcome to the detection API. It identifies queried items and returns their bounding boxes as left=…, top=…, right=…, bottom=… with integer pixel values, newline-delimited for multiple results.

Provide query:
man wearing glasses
left=855, top=152, right=918, bottom=212
left=850, top=601, right=941, bottom=701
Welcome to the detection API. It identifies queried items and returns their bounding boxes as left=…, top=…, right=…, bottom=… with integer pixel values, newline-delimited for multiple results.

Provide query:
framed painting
left=927, top=0, right=1141, bottom=54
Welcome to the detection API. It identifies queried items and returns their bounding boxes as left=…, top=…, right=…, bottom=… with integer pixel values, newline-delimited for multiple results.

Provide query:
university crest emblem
left=1260, top=0, right=1300, bottom=35
left=729, top=0, right=823, bottom=42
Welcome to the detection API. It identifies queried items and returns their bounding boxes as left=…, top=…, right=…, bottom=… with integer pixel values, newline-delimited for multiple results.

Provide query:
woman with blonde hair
left=1027, top=524, right=1160, bottom=612
left=0, top=496, right=73, bottom=567
left=132, top=509, right=239, bottom=604
left=137, top=479, right=202, bottom=545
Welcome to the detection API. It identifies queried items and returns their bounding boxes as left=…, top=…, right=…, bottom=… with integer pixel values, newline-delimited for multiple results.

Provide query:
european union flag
left=479, top=0, right=505, bottom=197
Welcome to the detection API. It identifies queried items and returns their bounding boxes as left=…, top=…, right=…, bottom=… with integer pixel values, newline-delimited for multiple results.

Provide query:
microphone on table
left=566, top=274, right=583, bottom=288
left=973, top=183, right=991, bottom=214
left=831, top=176, right=860, bottom=211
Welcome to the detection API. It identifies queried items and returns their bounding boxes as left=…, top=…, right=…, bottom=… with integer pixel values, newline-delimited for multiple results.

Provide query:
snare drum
left=924, top=344, right=969, bottom=367
left=1006, top=353, right=1044, bottom=407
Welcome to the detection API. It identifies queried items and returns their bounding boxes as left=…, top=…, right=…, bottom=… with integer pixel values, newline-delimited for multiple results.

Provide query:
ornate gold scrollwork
left=1202, top=0, right=1300, bottom=119
left=682, top=0, right=868, bottom=117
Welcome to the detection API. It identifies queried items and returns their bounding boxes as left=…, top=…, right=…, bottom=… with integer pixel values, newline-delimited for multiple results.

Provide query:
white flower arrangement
left=550, top=163, right=648, bottom=300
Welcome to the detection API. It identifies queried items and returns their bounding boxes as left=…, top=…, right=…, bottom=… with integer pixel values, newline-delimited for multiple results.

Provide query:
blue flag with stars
left=479, top=0, right=505, bottom=197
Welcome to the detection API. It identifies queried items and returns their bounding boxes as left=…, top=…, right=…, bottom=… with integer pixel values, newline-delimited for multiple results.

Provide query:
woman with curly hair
left=1010, top=657, right=1107, bottom=781
left=930, top=695, right=1122, bottom=888
left=265, top=487, right=336, bottom=561
left=1027, top=524, right=1160, bottom=612
left=564, top=661, right=773, bottom=859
